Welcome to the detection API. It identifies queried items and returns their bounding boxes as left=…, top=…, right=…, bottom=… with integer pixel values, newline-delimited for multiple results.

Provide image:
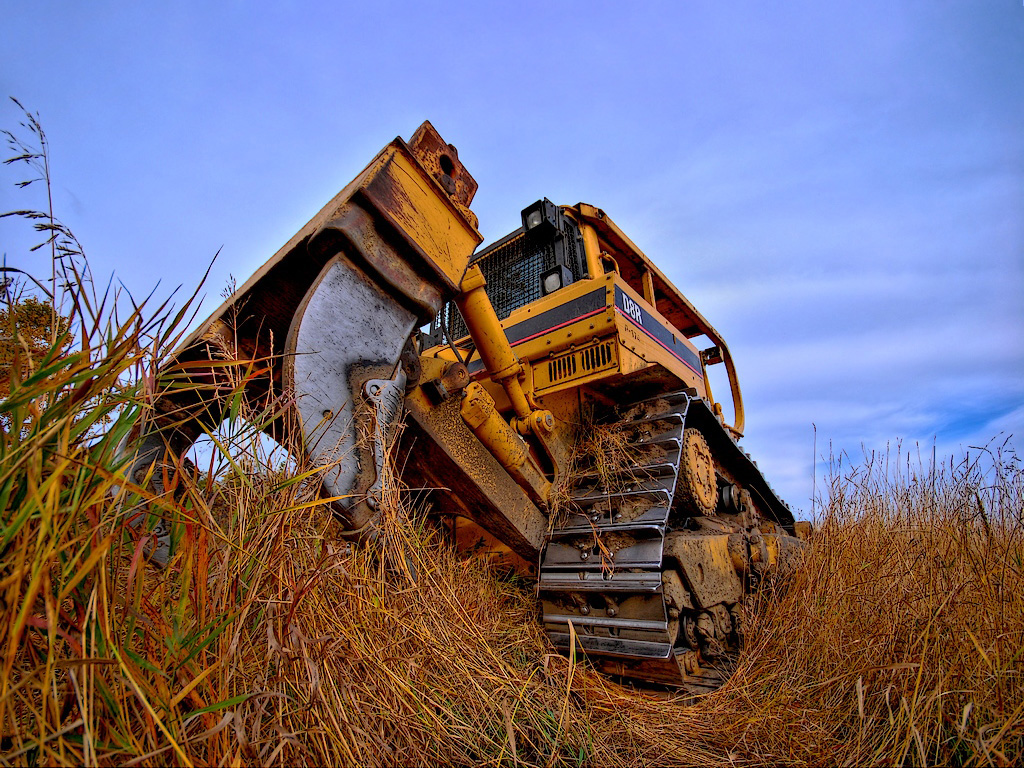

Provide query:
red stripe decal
left=509, top=307, right=607, bottom=346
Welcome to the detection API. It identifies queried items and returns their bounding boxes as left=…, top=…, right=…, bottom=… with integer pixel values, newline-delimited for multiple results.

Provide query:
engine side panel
left=424, top=272, right=709, bottom=412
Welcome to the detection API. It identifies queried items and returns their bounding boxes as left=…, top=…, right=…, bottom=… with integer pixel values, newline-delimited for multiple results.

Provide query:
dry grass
left=3, top=318, right=1021, bottom=766
left=3, top=103, right=1021, bottom=767
left=547, top=406, right=641, bottom=529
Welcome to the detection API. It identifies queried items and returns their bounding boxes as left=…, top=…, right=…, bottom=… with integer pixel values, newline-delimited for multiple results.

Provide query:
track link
left=538, top=391, right=769, bottom=692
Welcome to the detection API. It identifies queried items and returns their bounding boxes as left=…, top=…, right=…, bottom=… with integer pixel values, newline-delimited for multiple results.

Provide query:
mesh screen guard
left=430, top=217, right=586, bottom=345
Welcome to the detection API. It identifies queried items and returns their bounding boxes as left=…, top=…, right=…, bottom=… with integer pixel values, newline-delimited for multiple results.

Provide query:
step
left=619, top=389, right=698, bottom=414
left=549, top=516, right=668, bottom=536
left=543, top=612, right=668, bottom=634
left=627, top=425, right=684, bottom=448
left=570, top=460, right=679, bottom=491
left=571, top=480, right=675, bottom=506
left=537, top=569, right=663, bottom=593
left=614, top=412, right=685, bottom=434
left=545, top=632, right=674, bottom=660
left=541, top=536, right=664, bottom=571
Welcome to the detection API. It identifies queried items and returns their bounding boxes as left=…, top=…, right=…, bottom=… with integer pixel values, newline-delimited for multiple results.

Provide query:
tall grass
left=2, top=103, right=1020, bottom=766
left=705, top=442, right=1024, bottom=766
left=3, top=278, right=1020, bottom=766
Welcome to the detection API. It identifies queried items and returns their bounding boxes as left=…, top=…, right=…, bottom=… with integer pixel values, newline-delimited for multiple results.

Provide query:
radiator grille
left=581, top=341, right=614, bottom=371
left=548, top=353, right=578, bottom=383
left=541, top=341, right=617, bottom=389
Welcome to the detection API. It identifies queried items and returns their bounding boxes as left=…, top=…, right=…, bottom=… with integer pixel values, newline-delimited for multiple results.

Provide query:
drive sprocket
left=679, top=427, right=717, bottom=516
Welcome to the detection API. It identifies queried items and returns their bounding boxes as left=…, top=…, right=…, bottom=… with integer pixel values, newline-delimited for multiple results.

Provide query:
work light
left=541, top=265, right=573, bottom=296
left=521, top=199, right=559, bottom=235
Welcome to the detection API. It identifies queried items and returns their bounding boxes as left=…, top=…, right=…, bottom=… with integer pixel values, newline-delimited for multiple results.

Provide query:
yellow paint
left=420, top=201, right=754, bottom=504
left=460, top=382, right=551, bottom=507
left=362, top=147, right=482, bottom=290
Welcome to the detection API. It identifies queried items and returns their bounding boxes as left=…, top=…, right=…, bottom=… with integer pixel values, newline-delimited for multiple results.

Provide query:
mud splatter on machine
left=120, top=123, right=809, bottom=692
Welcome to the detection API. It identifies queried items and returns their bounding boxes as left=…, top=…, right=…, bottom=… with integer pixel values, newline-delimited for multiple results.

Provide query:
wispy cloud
left=1, top=0, right=1020, bottom=516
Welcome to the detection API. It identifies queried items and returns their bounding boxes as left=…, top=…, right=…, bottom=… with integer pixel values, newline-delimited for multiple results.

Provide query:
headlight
left=521, top=199, right=559, bottom=234
left=541, top=265, right=572, bottom=296
left=543, top=271, right=562, bottom=294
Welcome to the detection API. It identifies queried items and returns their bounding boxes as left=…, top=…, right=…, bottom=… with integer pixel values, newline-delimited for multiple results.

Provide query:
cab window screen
left=429, top=219, right=584, bottom=344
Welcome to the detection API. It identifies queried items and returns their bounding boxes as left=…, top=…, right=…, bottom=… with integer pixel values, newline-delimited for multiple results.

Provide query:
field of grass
left=2, top=104, right=1021, bottom=766
left=0, top=269, right=1021, bottom=767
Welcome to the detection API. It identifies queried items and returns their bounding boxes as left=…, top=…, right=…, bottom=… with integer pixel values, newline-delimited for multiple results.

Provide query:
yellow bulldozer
left=119, top=122, right=808, bottom=692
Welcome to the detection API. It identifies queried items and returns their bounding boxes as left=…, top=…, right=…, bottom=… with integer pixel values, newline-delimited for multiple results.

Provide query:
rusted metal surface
left=663, top=533, right=744, bottom=609
left=175, top=121, right=480, bottom=368
left=678, top=428, right=718, bottom=516
left=407, top=121, right=478, bottom=227
left=400, top=389, right=548, bottom=562
left=119, top=122, right=483, bottom=538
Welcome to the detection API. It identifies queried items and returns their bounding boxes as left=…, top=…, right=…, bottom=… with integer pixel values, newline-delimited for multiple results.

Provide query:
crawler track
left=537, top=391, right=792, bottom=692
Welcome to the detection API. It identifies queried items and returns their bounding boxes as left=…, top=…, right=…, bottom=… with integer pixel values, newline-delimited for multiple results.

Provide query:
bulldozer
left=119, top=122, right=809, bottom=692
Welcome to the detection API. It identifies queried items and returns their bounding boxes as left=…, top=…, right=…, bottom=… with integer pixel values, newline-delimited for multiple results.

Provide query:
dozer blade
left=119, top=122, right=483, bottom=552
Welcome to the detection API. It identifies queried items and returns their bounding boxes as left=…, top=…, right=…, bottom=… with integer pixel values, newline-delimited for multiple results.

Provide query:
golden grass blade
left=169, top=661, right=222, bottom=710
left=56, top=534, right=113, bottom=603
left=108, top=644, right=194, bottom=767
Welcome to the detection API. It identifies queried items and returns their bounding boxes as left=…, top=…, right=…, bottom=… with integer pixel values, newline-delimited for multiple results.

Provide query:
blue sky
left=2, top=1, right=1022, bottom=513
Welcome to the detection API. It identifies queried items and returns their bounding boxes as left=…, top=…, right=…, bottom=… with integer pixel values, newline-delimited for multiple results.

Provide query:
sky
left=2, top=0, right=1022, bottom=514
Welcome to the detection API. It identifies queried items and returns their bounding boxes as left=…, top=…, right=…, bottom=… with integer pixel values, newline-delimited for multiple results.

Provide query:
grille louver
left=542, top=341, right=617, bottom=388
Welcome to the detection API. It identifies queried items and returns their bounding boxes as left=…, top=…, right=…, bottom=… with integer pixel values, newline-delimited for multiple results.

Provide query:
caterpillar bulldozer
left=120, top=122, right=809, bottom=692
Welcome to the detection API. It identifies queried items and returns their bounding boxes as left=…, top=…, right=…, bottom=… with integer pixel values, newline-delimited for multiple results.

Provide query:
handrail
left=571, top=203, right=745, bottom=437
